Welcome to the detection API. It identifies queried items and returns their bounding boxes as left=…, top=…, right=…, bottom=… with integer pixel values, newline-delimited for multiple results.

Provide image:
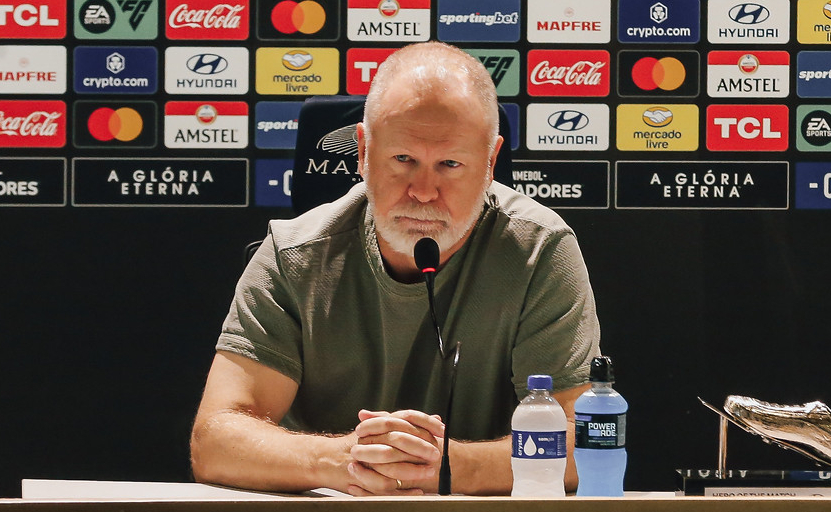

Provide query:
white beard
left=365, top=172, right=490, bottom=257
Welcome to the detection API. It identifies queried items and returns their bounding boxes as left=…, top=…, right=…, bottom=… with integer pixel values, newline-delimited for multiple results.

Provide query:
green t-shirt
left=217, top=182, right=600, bottom=440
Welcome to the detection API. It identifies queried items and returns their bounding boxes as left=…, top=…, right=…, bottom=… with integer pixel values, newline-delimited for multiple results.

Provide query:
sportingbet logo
left=0, top=0, right=66, bottom=38
left=166, top=0, right=248, bottom=39
left=527, top=50, right=610, bottom=97
left=706, top=104, right=788, bottom=151
left=0, top=100, right=65, bottom=147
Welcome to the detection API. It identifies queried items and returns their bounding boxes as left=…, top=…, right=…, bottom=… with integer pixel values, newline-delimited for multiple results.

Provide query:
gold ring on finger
left=395, top=479, right=403, bottom=490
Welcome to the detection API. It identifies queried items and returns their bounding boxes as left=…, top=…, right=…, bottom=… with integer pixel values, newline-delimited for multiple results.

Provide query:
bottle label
left=511, top=430, right=567, bottom=459
left=574, top=413, right=626, bottom=449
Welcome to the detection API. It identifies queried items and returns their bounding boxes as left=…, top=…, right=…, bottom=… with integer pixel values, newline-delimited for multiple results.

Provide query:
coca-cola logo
left=0, top=110, right=62, bottom=137
left=168, top=3, right=243, bottom=28
left=530, top=60, right=606, bottom=86
left=527, top=50, right=610, bottom=97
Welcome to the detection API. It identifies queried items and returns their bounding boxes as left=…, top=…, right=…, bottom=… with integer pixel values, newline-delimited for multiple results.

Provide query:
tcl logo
left=0, top=0, right=65, bottom=38
left=527, top=50, right=610, bottom=97
left=706, top=104, right=788, bottom=151
left=166, top=0, right=249, bottom=40
left=345, top=48, right=396, bottom=95
left=0, top=100, right=66, bottom=147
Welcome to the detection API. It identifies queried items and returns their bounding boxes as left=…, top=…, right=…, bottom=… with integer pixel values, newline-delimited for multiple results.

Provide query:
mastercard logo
left=642, top=107, right=673, bottom=128
left=272, top=0, right=326, bottom=34
left=87, top=107, right=143, bottom=142
left=631, top=57, right=686, bottom=91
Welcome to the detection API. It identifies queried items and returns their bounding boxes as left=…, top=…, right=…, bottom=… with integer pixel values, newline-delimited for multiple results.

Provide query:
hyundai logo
left=187, top=54, right=229, bottom=75
left=548, top=111, right=589, bottom=131
left=728, top=3, right=770, bottom=24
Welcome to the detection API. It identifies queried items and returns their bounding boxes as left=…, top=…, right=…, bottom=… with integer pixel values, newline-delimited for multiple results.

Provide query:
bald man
left=191, top=42, right=600, bottom=496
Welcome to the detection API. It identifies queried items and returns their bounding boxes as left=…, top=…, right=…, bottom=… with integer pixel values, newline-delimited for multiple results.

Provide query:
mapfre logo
left=706, top=104, right=788, bottom=151
left=527, top=50, right=610, bottom=97
left=0, top=0, right=66, bottom=38
left=0, top=100, right=65, bottom=147
left=166, top=0, right=249, bottom=39
left=346, top=47, right=396, bottom=94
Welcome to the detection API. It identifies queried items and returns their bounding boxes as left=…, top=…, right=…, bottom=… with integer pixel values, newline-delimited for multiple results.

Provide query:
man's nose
left=407, top=168, right=439, bottom=203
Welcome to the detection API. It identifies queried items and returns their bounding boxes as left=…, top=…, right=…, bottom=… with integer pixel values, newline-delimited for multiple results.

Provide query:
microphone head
left=414, top=237, right=440, bottom=272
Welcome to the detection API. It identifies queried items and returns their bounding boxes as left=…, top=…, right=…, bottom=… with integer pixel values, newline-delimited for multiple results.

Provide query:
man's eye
left=443, top=160, right=461, bottom=168
left=394, top=155, right=411, bottom=162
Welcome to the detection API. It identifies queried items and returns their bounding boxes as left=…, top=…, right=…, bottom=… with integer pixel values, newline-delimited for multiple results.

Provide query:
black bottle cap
left=589, top=355, right=615, bottom=382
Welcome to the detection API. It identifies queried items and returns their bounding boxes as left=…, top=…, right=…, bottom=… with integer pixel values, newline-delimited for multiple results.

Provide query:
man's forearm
left=190, top=409, right=354, bottom=493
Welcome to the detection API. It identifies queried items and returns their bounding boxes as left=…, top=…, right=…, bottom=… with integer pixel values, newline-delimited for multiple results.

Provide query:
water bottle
left=574, top=356, right=628, bottom=496
left=511, top=374, right=567, bottom=497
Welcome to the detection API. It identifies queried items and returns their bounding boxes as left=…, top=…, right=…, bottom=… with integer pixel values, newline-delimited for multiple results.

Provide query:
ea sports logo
left=378, top=0, right=398, bottom=17
left=738, top=54, right=759, bottom=75
left=631, top=57, right=686, bottom=91
left=282, top=50, right=313, bottom=71
left=548, top=110, right=589, bottom=131
left=802, top=110, right=831, bottom=147
left=196, top=104, right=217, bottom=124
left=80, top=0, right=115, bottom=33
left=728, top=3, right=769, bottom=24
left=271, top=0, right=326, bottom=34
left=187, top=54, right=228, bottom=75
left=87, top=107, right=143, bottom=141
left=642, top=107, right=673, bottom=127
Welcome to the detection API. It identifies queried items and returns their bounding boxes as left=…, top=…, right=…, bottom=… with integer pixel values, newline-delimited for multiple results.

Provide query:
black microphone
left=414, top=237, right=461, bottom=496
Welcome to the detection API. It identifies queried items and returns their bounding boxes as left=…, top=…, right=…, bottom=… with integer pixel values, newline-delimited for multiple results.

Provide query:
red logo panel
left=706, top=104, right=789, bottom=152
left=166, top=0, right=249, bottom=40
left=346, top=48, right=397, bottom=95
left=0, top=0, right=66, bottom=38
left=0, top=100, right=66, bottom=147
left=527, top=50, right=610, bottom=97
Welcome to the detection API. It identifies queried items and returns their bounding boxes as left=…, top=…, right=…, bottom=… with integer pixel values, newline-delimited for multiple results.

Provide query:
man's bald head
left=362, top=42, right=500, bottom=149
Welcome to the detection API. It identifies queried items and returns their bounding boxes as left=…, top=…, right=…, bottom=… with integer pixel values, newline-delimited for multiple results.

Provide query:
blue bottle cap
left=527, top=374, right=553, bottom=390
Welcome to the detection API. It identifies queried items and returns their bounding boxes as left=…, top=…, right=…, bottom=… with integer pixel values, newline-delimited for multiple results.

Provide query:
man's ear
left=356, top=122, right=367, bottom=178
left=488, top=135, right=504, bottom=182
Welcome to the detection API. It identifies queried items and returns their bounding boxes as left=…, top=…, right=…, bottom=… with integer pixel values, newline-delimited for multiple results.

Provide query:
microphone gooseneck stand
left=413, top=237, right=462, bottom=496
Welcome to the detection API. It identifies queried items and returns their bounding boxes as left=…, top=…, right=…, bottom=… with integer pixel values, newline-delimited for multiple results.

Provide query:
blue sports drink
left=574, top=356, right=628, bottom=497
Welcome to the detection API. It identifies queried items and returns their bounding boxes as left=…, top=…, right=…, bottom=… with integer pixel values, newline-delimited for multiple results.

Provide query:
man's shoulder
left=268, top=183, right=367, bottom=251
left=488, top=181, right=573, bottom=237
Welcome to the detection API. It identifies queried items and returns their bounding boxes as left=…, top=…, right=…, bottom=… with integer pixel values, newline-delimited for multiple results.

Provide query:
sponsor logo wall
left=0, top=1, right=828, bottom=209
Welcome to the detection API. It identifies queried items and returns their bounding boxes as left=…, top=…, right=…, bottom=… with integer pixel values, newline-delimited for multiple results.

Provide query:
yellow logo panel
left=256, top=48, right=340, bottom=95
left=797, top=0, right=831, bottom=43
left=616, top=104, right=699, bottom=151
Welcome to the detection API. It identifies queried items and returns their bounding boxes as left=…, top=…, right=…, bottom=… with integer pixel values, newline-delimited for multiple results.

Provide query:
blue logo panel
left=74, top=46, right=157, bottom=94
left=797, top=52, right=831, bottom=98
left=618, top=0, right=700, bottom=43
left=437, top=0, right=520, bottom=42
left=255, top=159, right=293, bottom=208
left=502, top=102, right=520, bottom=151
left=255, top=102, right=303, bottom=149
left=795, top=162, right=831, bottom=209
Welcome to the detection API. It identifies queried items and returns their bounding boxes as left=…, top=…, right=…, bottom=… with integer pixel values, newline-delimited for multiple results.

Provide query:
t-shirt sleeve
left=216, top=231, right=303, bottom=383
left=512, top=231, right=601, bottom=397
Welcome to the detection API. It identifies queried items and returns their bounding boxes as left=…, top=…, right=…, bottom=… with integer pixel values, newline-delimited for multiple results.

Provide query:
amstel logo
left=379, top=0, right=398, bottom=17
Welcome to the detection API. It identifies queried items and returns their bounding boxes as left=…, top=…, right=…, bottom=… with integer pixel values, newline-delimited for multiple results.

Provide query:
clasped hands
left=346, top=409, right=445, bottom=496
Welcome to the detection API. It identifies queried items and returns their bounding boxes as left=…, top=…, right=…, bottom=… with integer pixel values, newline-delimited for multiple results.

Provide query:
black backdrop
left=3, top=0, right=831, bottom=498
